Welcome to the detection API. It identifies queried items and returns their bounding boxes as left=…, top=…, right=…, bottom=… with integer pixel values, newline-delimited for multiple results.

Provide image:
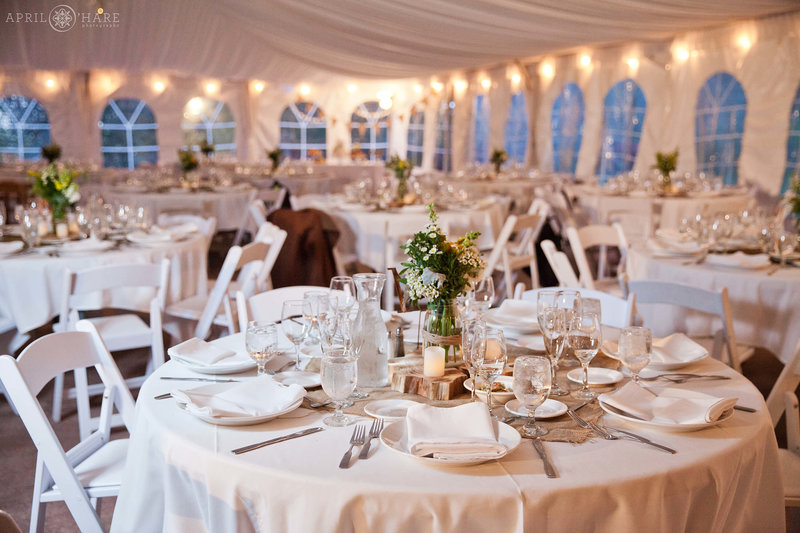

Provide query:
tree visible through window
left=552, top=83, right=585, bottom=174
left=472, top=94, right=490, bottom=163
left=597, top=79, right=647, bottom=184
left=504, top=92, right=528, bottom=164
left=407, top=105, right=424, bottom=167
left=434, top=100, right=453, bottom=172
left=182, top=97, right=235, bottom=155
left=350, top=101, right=390, bottom=161
left=782, top=84, right=800, bottom=194
left=100, top=98, right=158, bottom=169
left=280, top=101, right=327, bottom=160
left=695, top=72, right=747, bottom=186
left=0, top=95, right=51, bottom=161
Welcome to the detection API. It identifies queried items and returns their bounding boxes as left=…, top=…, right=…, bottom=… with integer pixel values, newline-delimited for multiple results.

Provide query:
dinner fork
left=338, top=425, right=366, bottom=469
left=359, top=418, right=384, bottom=459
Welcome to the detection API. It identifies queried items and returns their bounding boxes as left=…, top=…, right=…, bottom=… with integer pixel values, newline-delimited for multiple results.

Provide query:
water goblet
left=303, top=290, right=329, bottom=344
left=461, top=318, right=487, bottom=402
left=557, top=289, right=582, bottom=368
left=21, top=212, right=39, bottom=248
left=568, top=311, right=602, bottom=400
left=320, top=347, right=358, bottom=427
left=477, top=327, right=507, bottom=419
left=319, top=296, right=340, bottom=349
left=535, top=290, right=558, bottom=317
left=281, top=300, right=312, bottom=367
left=513, top=356, right=552, bottom=437
left=470, top=277, right=495, bottom=317
left=245, top=321, right=279, bottom=376
left=329, top=276, right=356, bottom=312
left=618, top=326, right=652, bottom=384
left=538, top=306, right=568, bottom=396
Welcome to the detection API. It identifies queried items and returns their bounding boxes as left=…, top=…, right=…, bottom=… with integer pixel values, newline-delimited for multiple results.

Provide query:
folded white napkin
left=405, top=402, right=506, bottom=461
left=600, top=381, right=737, bottom=424
left=705, top=252, right=770, bottom=269
left=0, top=241, right=23, bottom=255
left=127, top=230, right=171, bottom=244
left=173, top=375, right=306, bottom=418
left=493, top=300, right=537, bottom=328
left=60, top=237, right=111, bottom=252
left=650, top=333, right=708, bottom=365
left=648, top=234, right=704, bottom=255
left=168, top=338, right=237, bottom=366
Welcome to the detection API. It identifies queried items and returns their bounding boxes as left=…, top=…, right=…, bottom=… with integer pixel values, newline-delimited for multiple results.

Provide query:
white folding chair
left=519, top=287, right=635, bottom=329
left=627, top=280, right=742, bottom=372
left=566, top=223, right=628, bottom=295
left=780, top=390, right=800, bottom=513
left=235, top=285, right=328, bottom=332
left=250, top=188, right=287, bottom=227
left=484, top=205, right=547, bottom=299
left=0, top=320, right=135, bottom=533
left=540, top=239, right=581, bottom=288
left=52, top=259, right=170, bottom=437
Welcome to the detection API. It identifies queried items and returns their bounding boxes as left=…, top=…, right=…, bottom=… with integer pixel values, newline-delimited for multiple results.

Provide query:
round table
left=111, top=333, right=782, bottom=533
left=627, top=248, right=800, bottom=364
left=0, top=234, right=207, bottom=334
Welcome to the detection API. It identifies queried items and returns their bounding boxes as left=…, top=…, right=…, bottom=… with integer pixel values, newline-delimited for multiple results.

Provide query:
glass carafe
left=352, top=273, right=389, bottom=387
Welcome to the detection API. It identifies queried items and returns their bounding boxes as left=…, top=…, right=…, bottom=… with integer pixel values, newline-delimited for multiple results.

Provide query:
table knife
left=231, top=427, right=324, bottom=455
left=532, top=438, right=558, bottom=478
left=160, top=376, right=239, bottom=383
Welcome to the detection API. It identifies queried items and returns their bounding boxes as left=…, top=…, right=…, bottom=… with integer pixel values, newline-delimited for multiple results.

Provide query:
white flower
left=65, top=184, right=80, bottom=203
left=423, top=255, right=429, bottom=261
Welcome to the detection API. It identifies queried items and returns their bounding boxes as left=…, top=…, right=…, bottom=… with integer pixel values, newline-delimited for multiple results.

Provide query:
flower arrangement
left=386, top=154, right=412, bottom=201
left=490, top=148, right=508, bottom=174
left=784, top=172, right=800, bottom=230
left=267, top=147, right=284, bottom=173
left=178, top=149, right=199, bottom=173
left=653, top=149, right=679, bottom=191
left=41, top=142, right=62, bottom=164
left=199, top=140, right=215, bottom=157
left=28, top=163, right=81, bottom=227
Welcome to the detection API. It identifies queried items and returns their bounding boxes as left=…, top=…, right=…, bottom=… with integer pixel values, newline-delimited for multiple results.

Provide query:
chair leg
left=51, top=373, right=64, bottom=423
left=30, top=500, right=46, bottom=533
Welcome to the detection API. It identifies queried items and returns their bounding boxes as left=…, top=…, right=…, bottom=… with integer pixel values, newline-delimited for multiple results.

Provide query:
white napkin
left=494, top=300, right=537, bottom=326
left=600, top=382, right=737, bottom=424
left=168, top=338, right=237, bottom=366
left=152, top=223, right=198, bottom=238
left=650, top=333, right=708, bottom=365
left=647, top=236, right=704, bottom=255
left=405, top=402, right=506, bottom=461
left=705, top=252, right=770, bottom=269
left=127, top=230, right=171, bottom=244
left=59, top=237, right=112, bottom=253
left=173, top=375, right=306, bottom=418
left=0, top=241, right=23, bottom=255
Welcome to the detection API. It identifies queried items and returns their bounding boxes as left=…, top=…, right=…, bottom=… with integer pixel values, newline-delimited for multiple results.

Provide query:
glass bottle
left=352, top=273, right=389, bottom=387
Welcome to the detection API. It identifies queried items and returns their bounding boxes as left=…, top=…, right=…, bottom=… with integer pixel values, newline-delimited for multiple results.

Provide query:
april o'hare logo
left=49, top=4, right=76, bottom=32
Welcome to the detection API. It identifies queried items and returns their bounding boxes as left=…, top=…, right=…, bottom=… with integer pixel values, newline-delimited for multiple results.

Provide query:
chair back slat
left=766, top=339, right=800, bottom=426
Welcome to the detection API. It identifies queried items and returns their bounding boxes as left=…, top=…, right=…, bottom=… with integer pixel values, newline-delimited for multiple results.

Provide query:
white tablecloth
left=627, top=248, right=800, bottom=364
left=111, top=334, right=783, bottom=533
left=0, top=235, right=207, bottom=334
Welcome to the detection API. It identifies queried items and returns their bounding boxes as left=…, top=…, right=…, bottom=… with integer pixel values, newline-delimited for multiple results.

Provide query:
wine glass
left=245, top=321, right=279, bottom=376
left=513, top=356, right=552, bottom=437
left=318, top=295, right=340, bottom=351
left=461, top=318, right=486, bottom=402
left=619, top=326, right=652, bottom=384
left=470, top=277, right=495, bottom=317
left=21, top=212, right=39, bottom=248
left=568, top=312, right=602, bottom=400
left=557, top=289, right=582, bottom=368
left=303, top=290, right=329, bottom=344
left=320, top=347, right=358, bottom=427
left=538, top=306, right=568, bottom=396
left=536, top=290, right=558, bottom=316
left=477, top=327, right=507, bottom=419
left=280, top=300, right=312, bottom=367
left=329, top=276, right=356, bottom=312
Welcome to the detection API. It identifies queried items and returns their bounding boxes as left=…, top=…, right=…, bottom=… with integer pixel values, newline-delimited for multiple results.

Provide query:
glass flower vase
left=423, top=299, right=461, bottom=363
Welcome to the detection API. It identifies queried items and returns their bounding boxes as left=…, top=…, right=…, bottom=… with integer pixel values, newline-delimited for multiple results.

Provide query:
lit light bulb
left=626, top=57, right=639, bottom=70
left=481, top=78, right=491, bottom=90
left=205, top=82, right=218, bottom=95
left=379, top=97, right=393, bottom=110
left=511, top=73, right=521, bottom=84
left=347, top=84, right=357, bottom=93
left=187, top=97, right=203, bottom=114
left=431, top=81, right=444, bottom=92
left=153, top=80, right=165, bottom=93
left=253, top=81, right=265, bottom=93
left=45, top=78, right=56, bottom=89
left=737, top=35, right=752, bottom=51
left=454, top=80, right=468, bottom=92
left=580, top=55, right=591, bottom=68
left=299, top=84, right=311, bottom=96
left=674, top=47, right=690, bottom=62
left=413, top=83, right=423, bottom=94
left=540, top=63, right=554, bottom=78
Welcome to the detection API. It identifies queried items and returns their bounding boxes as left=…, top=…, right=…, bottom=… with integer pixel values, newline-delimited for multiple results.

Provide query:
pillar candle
left=56, top=222, right=69, bottom=238
left=423, top=346, right=446, bottom=377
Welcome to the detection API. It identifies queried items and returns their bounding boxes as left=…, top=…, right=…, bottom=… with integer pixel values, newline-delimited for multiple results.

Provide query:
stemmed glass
left=329, top=276, right=357, bottom=312
left=538, top=307, right=568, bottom=396
left=470, top=277, right=495, bottom=317
left=557, top=289, right=582, bottom=368
left=21, top=212, right=39, bottom=248
left=568, top=312, right=602, bottom=400
left=461, top=318, right=487, bottom=402
left=320, top=347, right=358, bottom=427
left=245, top=321, right=279, bottom=376
left=280, top=300, right=312, bottom=367
left=476, top=327, right=507, bottom=419
left=303, top=290, right=329, bottom=344
left=318, top=296, right=340, bottom=351
left=512, top=356, right=552, bottom=437
left=619, top=326, right=652, bottom=384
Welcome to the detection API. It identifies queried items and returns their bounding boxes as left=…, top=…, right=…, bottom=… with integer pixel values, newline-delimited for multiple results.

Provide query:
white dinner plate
left=364, top=399, right=422, bottom=421
left=601, top=341, right=708, bottom=371
left=170, top=354, right=257, bottom=375
left=504, top=398, right=568, bottom=419
left=0, top=241, right=24, bottom=256
left=273, top=371, right=321, bottom=388
left=567, top=367, right=624, bottom=386
left=379, top=419, right=521, bottom=466
left=464, top=375, right=515, bottom=404
left=485, top=308, right=540, bottom=335
left=598, top=398, right=734, bottom=432
left=175, top=397, right=303, bottom=426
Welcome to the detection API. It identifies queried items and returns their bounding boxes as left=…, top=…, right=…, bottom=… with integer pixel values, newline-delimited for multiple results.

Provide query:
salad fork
left=359, top=418, right=384, bottom=459
left=338, top=425, right=366, bottom=469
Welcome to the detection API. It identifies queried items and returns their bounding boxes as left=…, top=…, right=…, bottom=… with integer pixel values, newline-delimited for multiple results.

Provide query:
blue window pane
left=279, top=101, right=327, bottom=160
left=781, top=85, right=800, bottom=194
left=407, top=106, right=424, bottom=167
left=351, top=101, right=390, bottom=162
left=597, top=79, right=647, bottom=184
left=100, top=98, right=159, bottom=169
left=434, top=101, right=452, bottom=172
left=695, top=72, right=747, bottom=186
left=551, top=83, right=584, bottom=174
left=181, top=97, right=236, bottom=155
left=472, top=94, right=490, bottom=163
left=504, top=92, right=528, bottom=163
left=0, top=95, right=52, bottom=161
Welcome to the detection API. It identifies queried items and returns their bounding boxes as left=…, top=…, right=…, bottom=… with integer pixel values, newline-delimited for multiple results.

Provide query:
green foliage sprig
left=28, top=163, right=81, bottom=220
left=41, top=142, right=62, bottom=164
left=490, top=148, right=508, bottom=173
left=178, top=149, right=199, bottom=172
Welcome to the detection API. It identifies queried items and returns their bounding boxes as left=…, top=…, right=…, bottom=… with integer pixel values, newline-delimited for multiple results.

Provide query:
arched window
left=280, top=101, right=327, bottom=160
left=782, top=84, right=800, bottom=194
left=100, top=98, right=158, bottom=169
left=472, top=94, right=490, bottom=163
left=434, top=100, right=453, bottom=172
left=504, top=92, right=528, bottom=164
left=350, top=101, right=390, bottom=161
left=552, top=83, right=585, bottom=174
left=0, top=95, right=51, bottom=161
left=597, top=79, right=647, bottom=183
left=695, top=72, right=747, bottom=186
left=182, top=97, right=236, bottom=155
left=406, top=105, right=425, bottom=167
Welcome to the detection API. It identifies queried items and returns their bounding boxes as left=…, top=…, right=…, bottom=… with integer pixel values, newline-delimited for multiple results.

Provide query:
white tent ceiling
left=1, top=0, right=797, bottom=82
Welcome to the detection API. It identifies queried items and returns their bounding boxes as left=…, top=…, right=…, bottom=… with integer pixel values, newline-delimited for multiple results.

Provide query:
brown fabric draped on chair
left=267, top=208, right=339, bottom=288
